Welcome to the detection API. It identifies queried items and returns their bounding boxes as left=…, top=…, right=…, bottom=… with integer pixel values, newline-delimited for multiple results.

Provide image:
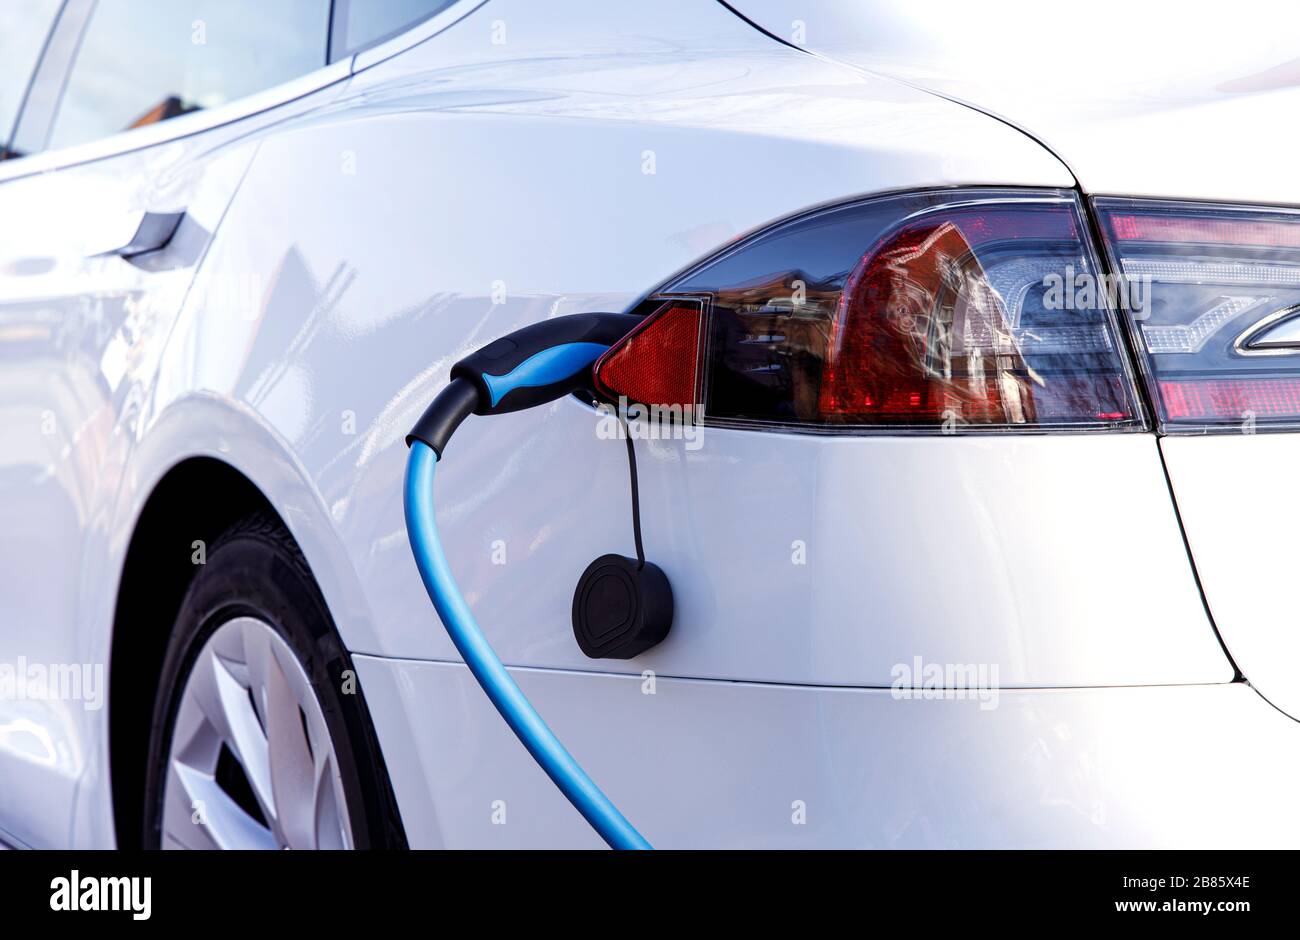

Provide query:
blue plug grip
left=404, top=440, right=652, bottom=850
left=449, top=312, right=640, bottom=416
left=480, top=341, right=610, bottom=408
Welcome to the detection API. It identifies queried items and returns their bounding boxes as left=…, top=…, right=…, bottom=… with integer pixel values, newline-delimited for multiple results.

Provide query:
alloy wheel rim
left=160, top=616, right=354, bottom=849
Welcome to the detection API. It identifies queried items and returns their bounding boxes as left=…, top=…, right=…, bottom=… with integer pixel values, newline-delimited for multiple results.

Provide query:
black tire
left=141, top=512, right=406, bottom=849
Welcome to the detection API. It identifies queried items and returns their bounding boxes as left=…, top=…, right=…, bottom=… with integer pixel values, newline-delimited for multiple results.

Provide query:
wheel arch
left=109, top=456, right=273, bottom=848
left=106, top=395, right=389, bottom=847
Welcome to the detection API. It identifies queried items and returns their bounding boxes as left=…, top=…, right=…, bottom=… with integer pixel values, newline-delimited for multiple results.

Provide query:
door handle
left=113, top=210, right=186, bottom=258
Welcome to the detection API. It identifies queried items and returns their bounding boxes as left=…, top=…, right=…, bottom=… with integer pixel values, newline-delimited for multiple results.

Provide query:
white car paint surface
left=0, top=0, right=1295, bottom=849
left=729, top=0, right=1300, bottom=204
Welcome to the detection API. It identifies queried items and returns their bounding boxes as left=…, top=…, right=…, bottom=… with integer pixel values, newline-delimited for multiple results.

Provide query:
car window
left=330, top=0, right=460, bottom=60
left=46, top=0, right=330, bottom=152
left=0, top=0, right=63, bottom=156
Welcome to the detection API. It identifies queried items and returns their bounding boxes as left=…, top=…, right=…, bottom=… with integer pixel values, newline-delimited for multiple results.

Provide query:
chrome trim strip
left=0, top=57, right=352, bottom=184
left=8, top=0, right=94, bottom=158
left=0, top=0, right=487, bottom=184
left=1233, top=302, right=1300, bottom=356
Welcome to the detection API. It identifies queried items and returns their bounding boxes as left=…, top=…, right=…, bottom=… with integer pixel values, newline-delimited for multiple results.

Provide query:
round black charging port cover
left=571, top=554, right=672, bottom=659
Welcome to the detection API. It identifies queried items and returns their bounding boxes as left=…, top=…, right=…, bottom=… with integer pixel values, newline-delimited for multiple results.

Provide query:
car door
left=0, top=0, right=339, bottom=848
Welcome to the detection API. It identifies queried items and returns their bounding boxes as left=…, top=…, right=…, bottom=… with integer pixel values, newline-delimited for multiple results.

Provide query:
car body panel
left=356, top=656, right=1300, bottom=848
left=150, top=0, right=1226, bottom=684
left=726, top=0, right=1300, bottom=205
left=0, top=140, right=259, bottom=849
left=0, top=77, right=353, bottom=847
left=0, top=0, right=1260, bottom=848
left=1160, top=434, right=1300, bottom=719
left=726, top=0, right=1300, bottom=727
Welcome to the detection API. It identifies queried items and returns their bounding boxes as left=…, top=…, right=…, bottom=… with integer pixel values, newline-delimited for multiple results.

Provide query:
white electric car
left=4, top=0, right=1300, bottom=849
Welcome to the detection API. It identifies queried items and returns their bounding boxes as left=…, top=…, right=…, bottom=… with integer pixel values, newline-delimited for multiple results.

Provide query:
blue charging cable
left=402, top=313, right=652, bottom=849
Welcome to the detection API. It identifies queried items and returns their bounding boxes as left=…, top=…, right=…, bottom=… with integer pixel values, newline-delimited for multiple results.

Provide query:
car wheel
left=141, top=513, right=405, bottom=849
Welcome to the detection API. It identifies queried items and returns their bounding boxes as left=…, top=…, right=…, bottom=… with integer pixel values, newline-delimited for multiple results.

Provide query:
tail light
left=594, top=303, right=703, bottom=412
left=596, top=189, right=1143, bottom=432
left=1095, top=198, right=1300, bottom=431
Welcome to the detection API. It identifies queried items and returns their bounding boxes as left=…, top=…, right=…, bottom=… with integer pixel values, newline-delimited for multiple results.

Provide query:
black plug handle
left=406, top=377, right=479, bottom=457
left=407, top=312, right=641, bottom=456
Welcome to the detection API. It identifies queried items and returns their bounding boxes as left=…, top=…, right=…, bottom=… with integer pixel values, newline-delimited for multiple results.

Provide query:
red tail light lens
left=594, top=302, right=703, bottom=409
left=1160, top=378, right=1300, bottom=421
left=1096, top=198, right=1300, bottom=431
left=604, top=190, right=1142, bottom=432
left=1108, top=212, right=1300, bottom=249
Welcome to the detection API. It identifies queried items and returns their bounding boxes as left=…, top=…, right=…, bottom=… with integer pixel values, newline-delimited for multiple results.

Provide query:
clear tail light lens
left=601, top=190, right=1142, bottom=432
left=1096, top=198, right=1300, bottom=431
